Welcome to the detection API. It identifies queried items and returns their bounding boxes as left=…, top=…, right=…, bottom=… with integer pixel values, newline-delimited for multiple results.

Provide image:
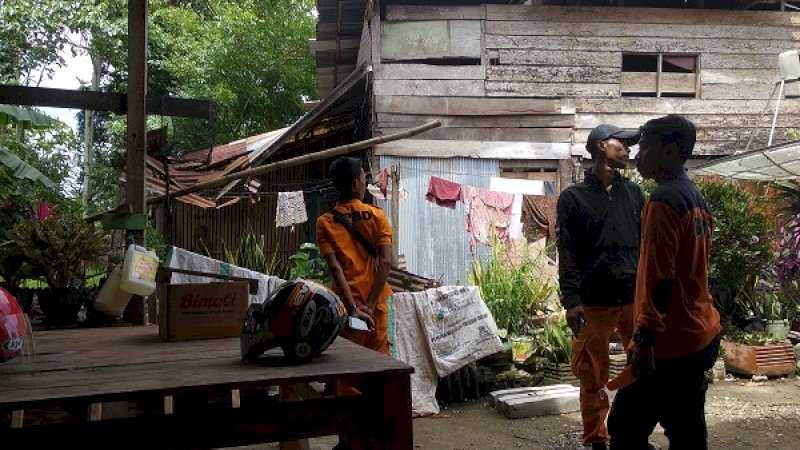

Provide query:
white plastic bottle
left=119, top=244, right=160, bottom=296
left=94, top=264, right=134, bottom=317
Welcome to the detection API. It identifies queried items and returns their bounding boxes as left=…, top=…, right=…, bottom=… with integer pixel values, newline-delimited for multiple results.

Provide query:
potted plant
left=528, top=317, right=576, bottom=385
left=722, top=329, right=796, bottom=377
left=9, top=216, right=109, bottom=325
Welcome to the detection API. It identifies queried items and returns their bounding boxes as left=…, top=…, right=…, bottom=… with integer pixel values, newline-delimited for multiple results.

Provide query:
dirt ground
left=252, top=376, right=800, bottom=450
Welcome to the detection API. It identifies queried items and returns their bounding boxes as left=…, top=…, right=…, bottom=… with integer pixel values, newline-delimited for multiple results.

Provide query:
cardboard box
left=159, top=281, right=249, bottom=341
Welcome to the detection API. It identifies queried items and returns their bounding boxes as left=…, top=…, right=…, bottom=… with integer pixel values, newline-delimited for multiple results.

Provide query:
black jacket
left=557, top=171, right=645, bottom=309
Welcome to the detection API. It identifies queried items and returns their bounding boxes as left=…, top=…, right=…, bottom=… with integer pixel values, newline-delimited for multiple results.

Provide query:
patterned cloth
left=462, top=186, right=514, bottom=252
left=275, top=191, right=308, bottom=230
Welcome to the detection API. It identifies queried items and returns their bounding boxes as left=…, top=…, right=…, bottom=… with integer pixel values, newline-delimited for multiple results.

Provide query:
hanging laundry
left=377, top=168, right=389, bottom=197
left=426, top=176, right=462, bottom=209
left=276, top=191, right=308, bottom=231
left=462, top=186, right=514, bottom=252
left=245, top=178, right=261, bottom=204
left=521, top=194, right=558, bottom=245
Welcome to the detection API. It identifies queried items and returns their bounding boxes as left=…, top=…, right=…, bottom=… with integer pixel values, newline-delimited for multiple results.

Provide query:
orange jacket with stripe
left=635, top=175, right=721, bottom=359
left=316, top=199, right=393, bottom=312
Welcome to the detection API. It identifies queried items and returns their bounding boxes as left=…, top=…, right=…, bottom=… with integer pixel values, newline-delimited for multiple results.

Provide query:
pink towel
left=426, top=176, right=462, bottom=209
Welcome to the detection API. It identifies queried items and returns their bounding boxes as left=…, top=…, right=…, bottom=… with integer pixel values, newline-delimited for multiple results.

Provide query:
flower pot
left=509, top=336, right=535, bottom=363
left=765, top=319, right=790, bottom=341
left=722, top=341, right=796, bottom=377
left=542, top=361, right=579, bottom=386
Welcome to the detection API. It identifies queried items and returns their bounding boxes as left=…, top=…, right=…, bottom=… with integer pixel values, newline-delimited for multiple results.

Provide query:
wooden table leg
left=352, top=374, right=413, bottom=450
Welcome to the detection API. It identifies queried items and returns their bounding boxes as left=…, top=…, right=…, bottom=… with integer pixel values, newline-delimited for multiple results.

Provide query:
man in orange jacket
left=557, top=124, right=644, bottom=450
left=317, top=156, right=393, bottom=355
left=608, top=115, right=722, bottom=450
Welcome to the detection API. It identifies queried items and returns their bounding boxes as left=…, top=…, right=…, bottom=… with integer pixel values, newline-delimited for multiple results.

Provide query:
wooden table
left=0, top=326, right=413, bottom=449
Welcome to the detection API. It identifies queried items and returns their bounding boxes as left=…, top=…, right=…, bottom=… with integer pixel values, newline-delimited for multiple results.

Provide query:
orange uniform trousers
left=339, top=301, right=390, bottom=356
left=571, top=304, right=634, bottom=445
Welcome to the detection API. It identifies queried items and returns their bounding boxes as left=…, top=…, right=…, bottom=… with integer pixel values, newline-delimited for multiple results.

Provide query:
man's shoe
left=590, top=442, right=608, bottom=450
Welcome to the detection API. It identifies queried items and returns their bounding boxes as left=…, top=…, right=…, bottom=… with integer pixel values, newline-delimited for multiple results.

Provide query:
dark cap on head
left=586, top=124, right=641, bottom=156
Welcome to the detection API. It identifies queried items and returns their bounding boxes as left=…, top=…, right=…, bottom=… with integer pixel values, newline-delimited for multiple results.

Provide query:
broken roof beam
left=146, top=120, right=441, bottom=205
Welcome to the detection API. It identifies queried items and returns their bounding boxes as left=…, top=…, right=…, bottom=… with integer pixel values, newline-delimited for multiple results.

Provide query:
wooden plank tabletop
left=0, top=326, right=412, bottom=408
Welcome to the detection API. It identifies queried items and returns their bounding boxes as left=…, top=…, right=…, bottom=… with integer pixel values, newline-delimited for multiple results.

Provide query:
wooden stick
left=146, top=120, right=441, bottom=204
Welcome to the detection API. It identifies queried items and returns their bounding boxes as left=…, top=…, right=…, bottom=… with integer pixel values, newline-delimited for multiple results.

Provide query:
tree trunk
left=82, top=53, right=102, bottom=215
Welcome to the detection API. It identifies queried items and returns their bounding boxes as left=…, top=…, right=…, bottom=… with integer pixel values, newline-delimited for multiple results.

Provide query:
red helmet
left=241, top=278, right=346, bottom=363
left=1, top=287, right=28, bottom=362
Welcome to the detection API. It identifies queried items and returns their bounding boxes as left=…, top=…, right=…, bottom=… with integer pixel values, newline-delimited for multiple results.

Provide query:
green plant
left=8, top=217, right=109, bottom=289
left=724, top=329, right=783, bottom=346
left=207, top=229, right=287, bottom=277
left=530, top=316, right=573, bottom=365
left=470, top=229, right=558, bottom=337
left=697, top=179, right=772, bottom=321
left=289, top=243, right=330, bottom=283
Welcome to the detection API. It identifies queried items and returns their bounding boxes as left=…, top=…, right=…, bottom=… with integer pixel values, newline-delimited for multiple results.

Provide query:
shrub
left=470, top=229, right=557, bottom=337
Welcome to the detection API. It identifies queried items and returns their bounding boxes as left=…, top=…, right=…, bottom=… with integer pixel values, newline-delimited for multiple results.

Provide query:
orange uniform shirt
left=316, top=199, right=393, bottom=311
left=635, top=176, right=721, bottom=359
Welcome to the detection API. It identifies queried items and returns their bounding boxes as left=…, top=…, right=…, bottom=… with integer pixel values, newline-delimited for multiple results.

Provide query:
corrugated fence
left=379, top=156, right=498, bottom=285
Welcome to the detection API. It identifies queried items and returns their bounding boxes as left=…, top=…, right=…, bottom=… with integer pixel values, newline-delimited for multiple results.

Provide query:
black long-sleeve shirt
left=557, top=171, right=645, bottom=310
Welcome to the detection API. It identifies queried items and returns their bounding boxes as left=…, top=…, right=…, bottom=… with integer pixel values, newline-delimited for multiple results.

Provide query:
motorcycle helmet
left=241, top=278, right=346, bottom=363
left=1, top=287, right=30, bottom=363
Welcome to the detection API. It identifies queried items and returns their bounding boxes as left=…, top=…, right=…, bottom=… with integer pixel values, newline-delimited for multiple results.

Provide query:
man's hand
left=630, top=343, right=655, bottom=378
left=352, top=305, right=375, bottom=331
left=566, top=305, right=585, bottom=337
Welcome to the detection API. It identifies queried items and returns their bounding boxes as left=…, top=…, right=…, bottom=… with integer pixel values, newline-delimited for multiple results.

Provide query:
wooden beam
left=0, top=85, right=213, bottom=119
left=126, top=0, right=148, bottom=326
left=147, top=121, right=442, bottom=204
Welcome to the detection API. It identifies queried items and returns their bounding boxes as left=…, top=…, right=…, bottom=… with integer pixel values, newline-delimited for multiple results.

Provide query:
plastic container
left=119, top=244, right=160, bottom=297
left=94, top=264, right=134, bottom=317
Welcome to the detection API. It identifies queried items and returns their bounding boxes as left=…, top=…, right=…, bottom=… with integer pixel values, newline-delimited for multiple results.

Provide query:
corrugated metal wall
left=379, top=156, right=499, bottom=285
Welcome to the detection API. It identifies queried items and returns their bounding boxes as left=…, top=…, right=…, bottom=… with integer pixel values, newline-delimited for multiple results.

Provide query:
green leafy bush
left=470, top=230, right=558, bottom=337
left=289, top=242, right=330, bottom=283
left=696, top=179, right=771, bottom=321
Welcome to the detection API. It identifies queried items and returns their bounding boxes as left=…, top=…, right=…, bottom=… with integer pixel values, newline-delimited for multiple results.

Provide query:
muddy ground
left=253, top=376, right=800, bottom=450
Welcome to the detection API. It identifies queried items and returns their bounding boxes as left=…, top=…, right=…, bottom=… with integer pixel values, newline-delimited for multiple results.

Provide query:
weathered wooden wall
left=367, top=4, right=800, bottom=159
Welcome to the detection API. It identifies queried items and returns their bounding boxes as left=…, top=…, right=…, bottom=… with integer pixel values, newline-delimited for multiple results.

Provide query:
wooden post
left=390, top=163, right=400, bottom=265
left=126, top=0, right=148, bottom=325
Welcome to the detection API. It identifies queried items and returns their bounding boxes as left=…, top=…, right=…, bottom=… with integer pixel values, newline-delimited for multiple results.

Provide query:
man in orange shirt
left=317, top=156, right=393, bottom=355
left=608, top=115, right=722, bottom=450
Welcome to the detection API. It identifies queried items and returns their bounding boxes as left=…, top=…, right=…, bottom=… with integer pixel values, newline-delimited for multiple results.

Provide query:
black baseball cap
left=586, top=124, right=641, bottom=154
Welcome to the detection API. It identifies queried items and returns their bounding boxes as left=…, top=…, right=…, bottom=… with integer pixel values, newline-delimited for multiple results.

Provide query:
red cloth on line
left=426, top=176, right=462, bottom=209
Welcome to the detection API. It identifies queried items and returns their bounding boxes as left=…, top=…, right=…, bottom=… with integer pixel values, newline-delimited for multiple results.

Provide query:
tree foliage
left=1, top=0, right=319, bottom=215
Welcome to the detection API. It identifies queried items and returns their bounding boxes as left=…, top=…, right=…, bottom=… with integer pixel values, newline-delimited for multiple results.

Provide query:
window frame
left=620, top=52, right=699, bottom=99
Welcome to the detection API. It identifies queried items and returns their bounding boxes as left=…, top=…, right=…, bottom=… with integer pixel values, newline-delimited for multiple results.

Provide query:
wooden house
left=311, top=0, right=800, bottom=283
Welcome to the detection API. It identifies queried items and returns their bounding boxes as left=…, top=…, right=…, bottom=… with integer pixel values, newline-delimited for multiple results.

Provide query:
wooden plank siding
left=367, top=4, right=800, bottom=160
left=481, top=4, right=800, bottom=155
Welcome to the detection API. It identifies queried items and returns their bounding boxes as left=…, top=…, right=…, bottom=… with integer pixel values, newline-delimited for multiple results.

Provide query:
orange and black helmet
left=240, top=278, right=346, bottom=363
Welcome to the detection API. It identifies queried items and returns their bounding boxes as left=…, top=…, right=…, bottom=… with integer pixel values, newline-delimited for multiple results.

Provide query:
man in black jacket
left=557, top=124, right=645, bottom=450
